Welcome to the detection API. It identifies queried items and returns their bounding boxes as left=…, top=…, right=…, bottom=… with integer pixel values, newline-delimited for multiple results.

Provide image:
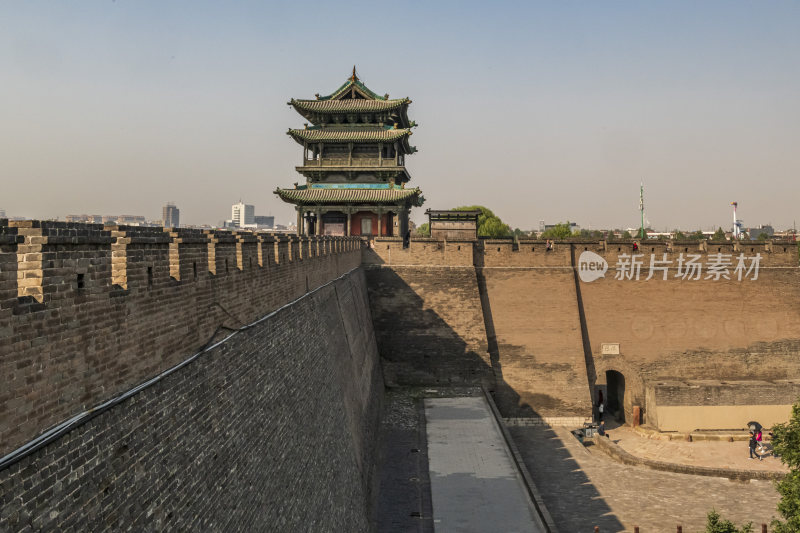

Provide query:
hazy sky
left=2, top=1, right=799, bottom=231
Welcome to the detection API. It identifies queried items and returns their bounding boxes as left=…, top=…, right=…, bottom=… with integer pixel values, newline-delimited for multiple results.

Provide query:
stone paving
left=510, top=424, right=782, bottom=532
left=375, top=389, right=434, bottom=533
left=611, top=425, right=787, bottom=473
left=425, top=397, right=545, bottom=533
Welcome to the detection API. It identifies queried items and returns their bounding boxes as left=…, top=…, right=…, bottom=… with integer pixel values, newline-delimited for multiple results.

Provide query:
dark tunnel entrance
left=605, top=370, right=626, bottom=423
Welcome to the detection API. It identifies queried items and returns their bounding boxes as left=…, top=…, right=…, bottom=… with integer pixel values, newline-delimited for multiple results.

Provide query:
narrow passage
left=425, top=396, right=546, bottom=533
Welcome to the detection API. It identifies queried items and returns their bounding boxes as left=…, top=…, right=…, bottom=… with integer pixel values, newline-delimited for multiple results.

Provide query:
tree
left=674, top=230, right=686, bottom=240
left=758, top=232, right=770, bottom=241
left=453, top=206, right=511, bottom=238
left=771, top=402, right=800, bottom=532
left=712, top=227, right=727, bottom=241
left=512, top=228, right=529, bottom=239
left=416, top=223, right=430, bottom=237
left=579, top=229, right=604, bottom=239
left=705, top=509, right=753, bottom=533
left=621, top=230, right=633, bottom=240
left=540, top=222, right=576, bottom=240
left=688, top=230, right=705, bottom=241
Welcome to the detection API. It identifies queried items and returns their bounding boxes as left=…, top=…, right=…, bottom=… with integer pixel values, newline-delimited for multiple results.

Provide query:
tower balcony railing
left=301, top=158, right=402, bottom=168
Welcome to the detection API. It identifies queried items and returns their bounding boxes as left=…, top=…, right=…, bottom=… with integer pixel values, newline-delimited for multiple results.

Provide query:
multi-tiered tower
left=275, top=68, right=423, bottom=237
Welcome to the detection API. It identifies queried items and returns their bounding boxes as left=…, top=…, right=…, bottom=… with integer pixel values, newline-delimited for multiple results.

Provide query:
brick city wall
left=364, top=266, right=491, bottom=386
left=365, top=237, right=800, bottom=423
left=0, top=220, right=361, bottom=455
left=646, top=380, right=800, bottom=432
left=651, top=380, right=800, bottom=407
left=0, top=219, right=382, bottom=531
left=0, top=267, right=383, bottom=531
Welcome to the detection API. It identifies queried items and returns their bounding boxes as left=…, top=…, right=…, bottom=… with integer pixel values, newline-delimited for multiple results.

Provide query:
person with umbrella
left=749, top=430, right=761, bottom=460
left=748, top=421, right=764, bottom=460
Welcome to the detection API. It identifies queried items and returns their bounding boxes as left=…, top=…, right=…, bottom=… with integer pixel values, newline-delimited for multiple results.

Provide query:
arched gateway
left=275, top=67, right=424, bottom=237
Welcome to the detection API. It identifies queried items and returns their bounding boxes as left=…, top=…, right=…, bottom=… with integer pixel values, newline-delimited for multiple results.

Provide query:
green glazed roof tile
left=287, top=127, right=411, bottom=143
left=289, top=98, right=409, bottom=113
left=275, top=187, right=422, bottom=204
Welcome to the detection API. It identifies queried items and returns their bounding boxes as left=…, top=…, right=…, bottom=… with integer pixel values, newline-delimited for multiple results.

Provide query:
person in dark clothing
left=749, top=431, right=762, bottom=460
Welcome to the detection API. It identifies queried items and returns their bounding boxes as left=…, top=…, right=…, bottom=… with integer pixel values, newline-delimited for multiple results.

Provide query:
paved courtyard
left=510, top=425, right=782, bottom=532
left=611, top=425, right=787, bottom=472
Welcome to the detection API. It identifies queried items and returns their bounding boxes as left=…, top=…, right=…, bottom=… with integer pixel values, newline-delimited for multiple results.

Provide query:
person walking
left=749, top=431, right=762, bottom=460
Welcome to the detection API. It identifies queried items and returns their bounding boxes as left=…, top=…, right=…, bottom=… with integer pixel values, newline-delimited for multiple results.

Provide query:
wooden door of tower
left=361, top=217, right=372, bottom=235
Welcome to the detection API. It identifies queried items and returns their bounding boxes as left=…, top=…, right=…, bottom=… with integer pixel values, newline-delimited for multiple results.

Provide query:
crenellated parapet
left=365, top=237, right=799, bottom=268
left=0, top=219, right=361, bottom=456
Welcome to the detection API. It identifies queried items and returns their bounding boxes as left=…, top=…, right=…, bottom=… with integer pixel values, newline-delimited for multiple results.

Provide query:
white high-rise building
left=231, top=202, right=255, bottom=227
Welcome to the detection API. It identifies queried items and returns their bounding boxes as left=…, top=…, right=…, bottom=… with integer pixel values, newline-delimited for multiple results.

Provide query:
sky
left=1, top=1, right=799, bottom=231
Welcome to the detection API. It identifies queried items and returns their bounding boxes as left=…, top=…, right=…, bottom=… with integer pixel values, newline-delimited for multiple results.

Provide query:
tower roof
left=287, top=126, right=412, bottom=144
left=274, top=186, right=423, bottom=206
left=289, top=98, right=410, bottom=114
left=288, top=68, right=413, bottom=128
left=317, top=66, right=386, bottom=101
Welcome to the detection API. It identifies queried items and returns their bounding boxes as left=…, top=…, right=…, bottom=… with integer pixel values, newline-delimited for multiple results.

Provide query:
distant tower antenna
left=639, top=182, right=645, bottom=239
left=731, top=201, right=741, bottom=239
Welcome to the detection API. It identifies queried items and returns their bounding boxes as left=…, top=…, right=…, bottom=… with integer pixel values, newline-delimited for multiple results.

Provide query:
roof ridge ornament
left=350, top=65, right=358, bottom=82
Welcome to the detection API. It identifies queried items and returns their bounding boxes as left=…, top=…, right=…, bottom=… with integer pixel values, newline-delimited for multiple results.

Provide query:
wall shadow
left=365, top=265, right=622, bottom=532
left=570, top=244, right=599, bottom=411
left=509, top=425, right=626, bottom=532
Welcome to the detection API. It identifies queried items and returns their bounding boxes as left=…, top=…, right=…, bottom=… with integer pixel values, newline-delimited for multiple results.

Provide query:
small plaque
left=600, top=343, right=620, bottom=355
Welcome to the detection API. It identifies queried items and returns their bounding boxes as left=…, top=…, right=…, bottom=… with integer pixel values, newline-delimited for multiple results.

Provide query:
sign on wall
left=577, top=250, right=761, bottom=283
left=600, top=343, right=620, bottom=355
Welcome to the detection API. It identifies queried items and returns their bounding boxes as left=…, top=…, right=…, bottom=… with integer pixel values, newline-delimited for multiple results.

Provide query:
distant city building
left=0, top=208, right=5, bottom=218
left=66, top=214, right=103, bottom=223
left=116, top=215, right=147, bottom=225
left=745, top=225, right=774, bottom=240
left=231, top=202, right=255, bottom=228
left=253, top=215, right=274, bottom=228
left=66, top=214, right=152, bottom=226
left=162, top=203, right=180, bottom=228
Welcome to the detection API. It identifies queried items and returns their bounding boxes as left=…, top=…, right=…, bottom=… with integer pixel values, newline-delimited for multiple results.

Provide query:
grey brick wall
left=0, top=269, right=383, bottom=532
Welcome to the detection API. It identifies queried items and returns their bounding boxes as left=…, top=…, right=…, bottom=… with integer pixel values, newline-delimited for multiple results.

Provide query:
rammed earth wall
left=0, top=220, right=382, bottom=531
left=365, top=237, right=800, bottom=424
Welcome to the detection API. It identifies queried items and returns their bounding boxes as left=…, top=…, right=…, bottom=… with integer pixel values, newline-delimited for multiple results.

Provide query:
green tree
left=579, top=229, right=603, bottom=239
left=758, top=232, right=770, bottom=241
left=540, top=222, right=576, bottom=240
left=673, top=230, right=686, bottom=240
left=453, top=206, right=511, bottom=238
left=705, top=509, right=753, bottom=533
left=771, top=402, right=800, bottom=532
left=621, top=230, right=633, bottom=240
left=712, top=227, right=727, bottom=241
left=688, top=230, right=705, bottom=241
left=416, top=223, right=430, bottom=236
left=512, top=228, right=530, bottom=239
